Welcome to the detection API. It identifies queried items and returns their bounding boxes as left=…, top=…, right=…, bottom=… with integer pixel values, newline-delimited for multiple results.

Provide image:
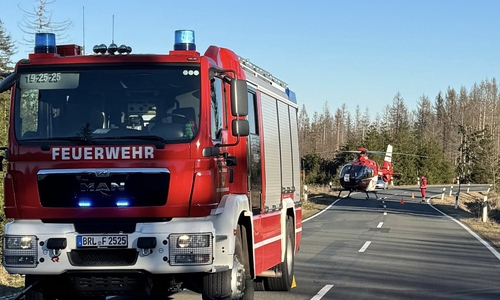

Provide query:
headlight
left=5, top=236, right=35, bottom=249
left=175, top=234, right=210, bottom=248
left=177, top=235, right=190, bottom=248
left=2, top=236, right=38, bottom=268
left=169, top=233, right=213, bottom=266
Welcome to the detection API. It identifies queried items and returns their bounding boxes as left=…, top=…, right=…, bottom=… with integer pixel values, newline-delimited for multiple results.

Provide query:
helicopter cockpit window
left=340, top=165, right=373, bottom=180
left=339, top=164, right=352, bottom=178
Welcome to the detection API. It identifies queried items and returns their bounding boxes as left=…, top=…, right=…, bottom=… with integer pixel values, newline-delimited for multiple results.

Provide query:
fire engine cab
left=0, top=30, right=302, bottom=300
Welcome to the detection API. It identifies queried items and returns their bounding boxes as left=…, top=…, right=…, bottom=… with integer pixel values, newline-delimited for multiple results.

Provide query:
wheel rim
left=230, top=253, right=246, bottom=299
left=286, top=234, right=293, bottom=276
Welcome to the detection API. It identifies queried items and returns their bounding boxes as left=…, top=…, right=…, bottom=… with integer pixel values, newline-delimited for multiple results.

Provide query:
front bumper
left=2, top=218, right=226, bottom=275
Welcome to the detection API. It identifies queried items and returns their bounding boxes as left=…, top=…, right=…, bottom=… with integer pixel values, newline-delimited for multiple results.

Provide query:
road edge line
left=303, top=198, right=341, bottom=223
left=427, top=196, right=500, bottom=261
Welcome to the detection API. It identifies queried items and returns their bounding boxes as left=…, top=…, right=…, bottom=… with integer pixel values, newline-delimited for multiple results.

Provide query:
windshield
left=14, top=64, right=200, bottom=144
left=339, top=164, right=373, bottom=180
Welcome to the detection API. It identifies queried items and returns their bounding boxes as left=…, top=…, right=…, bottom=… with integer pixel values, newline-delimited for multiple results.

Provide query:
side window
left=18, top=89, right=40, bottom=138
left=210, top=78, right=224, bottom=140
left=247, top=91, right=258, bottom=135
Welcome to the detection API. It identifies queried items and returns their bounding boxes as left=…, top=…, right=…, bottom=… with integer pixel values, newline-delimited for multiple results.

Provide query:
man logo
left=94, top=169, right=111, bottom=177
left=80, top=182, right=125, bottom=192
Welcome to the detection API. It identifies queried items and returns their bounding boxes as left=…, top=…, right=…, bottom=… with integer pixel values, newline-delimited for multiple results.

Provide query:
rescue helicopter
left=337, top=144, right=402, bottom=199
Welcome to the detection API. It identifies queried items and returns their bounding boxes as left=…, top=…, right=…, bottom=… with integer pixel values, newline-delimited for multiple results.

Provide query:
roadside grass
left=301, top=185, right=336, bottom=219
left=0, top=267, right=23, bottom=298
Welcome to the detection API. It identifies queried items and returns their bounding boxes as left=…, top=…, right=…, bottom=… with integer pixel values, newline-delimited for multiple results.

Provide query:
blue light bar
left=34, top=33, right=56, bottom=54
left=78, top=200, right=92, bottom=207
left=116, top=200, right=130, bottom=207
left=285, top=88, right=297, bottom=104
left=174, top=30, right=196, bottom=51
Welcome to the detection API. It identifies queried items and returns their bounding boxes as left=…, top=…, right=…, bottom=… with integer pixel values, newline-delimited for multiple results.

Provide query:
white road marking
left=359, top=241, right=371, bottom=252
left=303, top=199, right=341, bottom=223
left=377, top=222, right=383, bottom=228
left=384, top=211, right=387, bottom=215
left=310, top=284, right=334, bottom=300
left=429, top=200, right=500, bottom=261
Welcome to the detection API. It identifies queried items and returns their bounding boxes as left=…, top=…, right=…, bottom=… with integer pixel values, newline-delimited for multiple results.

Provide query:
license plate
left=76, top=235, right=128, bottom=248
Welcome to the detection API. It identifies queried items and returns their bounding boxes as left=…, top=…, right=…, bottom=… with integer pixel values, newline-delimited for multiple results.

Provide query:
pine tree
left=0, top=18, right=16, bottom=249
left=0, top=19, right=16, bottom=145
left=18, top=0, right=73, bottom=44
left=0, top=19, right=16, bottom=74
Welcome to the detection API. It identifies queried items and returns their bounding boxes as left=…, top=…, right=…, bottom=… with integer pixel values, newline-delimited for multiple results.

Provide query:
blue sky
left=2, top=0, right=500, bottom=119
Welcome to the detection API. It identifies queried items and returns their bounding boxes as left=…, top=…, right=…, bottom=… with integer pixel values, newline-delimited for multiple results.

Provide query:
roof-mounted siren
left=34, top=33, right=56, bottom=54
left=174, top=30, right=196, bottom=51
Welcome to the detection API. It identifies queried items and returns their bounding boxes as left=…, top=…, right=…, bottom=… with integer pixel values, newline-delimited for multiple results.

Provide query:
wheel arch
left=281, top=198, right=296, bottom=261
left=211, top=194, right=255, bottom=275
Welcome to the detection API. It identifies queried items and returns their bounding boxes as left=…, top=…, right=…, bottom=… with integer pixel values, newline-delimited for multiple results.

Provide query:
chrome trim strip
left=37, top=168, right=170, bottom=175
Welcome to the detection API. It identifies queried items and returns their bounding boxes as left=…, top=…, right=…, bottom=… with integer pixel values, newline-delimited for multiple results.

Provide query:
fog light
left=4, top=255, right=36, bottom=265
left=175, top=254, right=211, bottom=264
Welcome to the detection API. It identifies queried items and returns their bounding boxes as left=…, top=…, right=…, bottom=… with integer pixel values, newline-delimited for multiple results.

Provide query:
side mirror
left=230, top=79, right=248, bottom=116
left=0, top=73, right=18, bottom=94
left=232, top=119, right=249, bottom=137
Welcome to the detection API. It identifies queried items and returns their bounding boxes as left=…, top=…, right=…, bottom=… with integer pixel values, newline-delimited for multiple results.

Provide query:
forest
left=298, top=81, right=500, bottom=188
left=1, top=12, right=500, bottom=194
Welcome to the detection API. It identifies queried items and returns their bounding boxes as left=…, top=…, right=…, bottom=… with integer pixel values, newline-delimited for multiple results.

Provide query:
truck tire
left=253, top=278, right=266, bottom=291
left=202, top=225, right=247, bottom=300
left=24, top=275, right=105, bottom=300
left=24, top=275, right=54, bottom=300
left=265, top=216, right=295, bottom=291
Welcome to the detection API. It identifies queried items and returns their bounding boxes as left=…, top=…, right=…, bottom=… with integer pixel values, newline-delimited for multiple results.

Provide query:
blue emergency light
left=116, top=199, right=130, bottom=207
left=174, top=30, right=196, bottom=51
left=34, top=33, right=56, bottom=54
left=78, top=199, right=92, bottom=207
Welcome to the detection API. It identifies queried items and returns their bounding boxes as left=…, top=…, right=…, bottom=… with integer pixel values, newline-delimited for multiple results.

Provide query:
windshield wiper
left=22, top=136, right=95, bottom=145
left=96, top=135, right=168, bottom=143
left=94, top=135, right=168, bottom=149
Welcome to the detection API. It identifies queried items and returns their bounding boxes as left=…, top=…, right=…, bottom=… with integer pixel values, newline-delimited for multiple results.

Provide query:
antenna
left=82, top=6, right=85, bottom=54
left=112, top=15, right=115, bottom=44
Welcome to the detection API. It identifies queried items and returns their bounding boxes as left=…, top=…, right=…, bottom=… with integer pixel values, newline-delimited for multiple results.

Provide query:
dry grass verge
left=302, top=185, right=335, bottom=219
left=0, top=267, right=23, bottom=298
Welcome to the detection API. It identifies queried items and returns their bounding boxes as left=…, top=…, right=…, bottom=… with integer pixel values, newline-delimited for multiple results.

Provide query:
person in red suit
left=420, top=175, right=427, bottom=202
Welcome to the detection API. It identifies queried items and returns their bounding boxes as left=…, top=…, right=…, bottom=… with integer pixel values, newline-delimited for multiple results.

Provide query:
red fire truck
left=0, top=30, right=302, bottom=300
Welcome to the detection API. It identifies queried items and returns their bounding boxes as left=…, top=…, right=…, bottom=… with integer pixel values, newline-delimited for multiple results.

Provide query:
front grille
left=71, top=272, right=149, bottom=297
left=74, top=221, right=137, bottom=234
left=37, top=168, right=169, bottom=208
left=68, top=249, right=138, bottom=266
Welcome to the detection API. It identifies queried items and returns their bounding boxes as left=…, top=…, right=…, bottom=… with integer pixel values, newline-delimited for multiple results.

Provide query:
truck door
left=247, top=91, right=262, bottom=215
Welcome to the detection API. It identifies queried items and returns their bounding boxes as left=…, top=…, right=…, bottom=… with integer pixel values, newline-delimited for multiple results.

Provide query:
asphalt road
left=167, top=184, right=500, bottom=299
